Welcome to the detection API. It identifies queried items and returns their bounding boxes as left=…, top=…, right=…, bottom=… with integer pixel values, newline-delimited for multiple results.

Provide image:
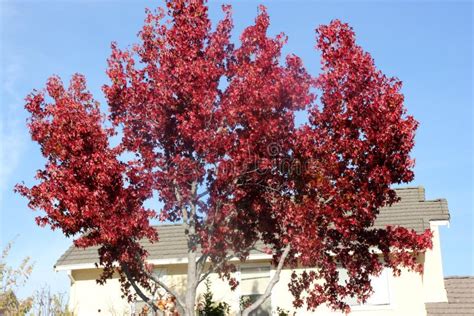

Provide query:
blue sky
left=1, top=0, right=472, bottom=299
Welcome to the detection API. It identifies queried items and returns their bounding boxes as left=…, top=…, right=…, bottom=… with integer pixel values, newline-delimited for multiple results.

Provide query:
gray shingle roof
left=426, top=277, right=474, bottom=316
left=55, top=186, right=449, bottom=268
left=374, top=186, right=449, bottom=232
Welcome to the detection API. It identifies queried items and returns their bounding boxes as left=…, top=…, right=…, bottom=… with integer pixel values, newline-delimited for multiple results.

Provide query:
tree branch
left=121, top=265, right=159, bottom=312
left=123, top=255, right=186, bottom=313
left=196, top=190, right=209, bottom=200
left=196, top=253, right=209, bottom=277
left=241, top=244, right=291, bottom=316
left=197, top=253, right=234, bottom=285
left=144, top=269, right=185, bottom=311
left=197, top=243, right=258, bottom=285
left=321, top=196, right=334, bottom=205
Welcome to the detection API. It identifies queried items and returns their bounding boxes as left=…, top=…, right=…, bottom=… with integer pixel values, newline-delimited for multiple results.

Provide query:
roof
left=373, top=186, right=449, bottom=232
left=55, top=186, right=449, bottom=269
left=426, top=276, right=474, bottom=316
left=56, top=224, right=189, bottom=268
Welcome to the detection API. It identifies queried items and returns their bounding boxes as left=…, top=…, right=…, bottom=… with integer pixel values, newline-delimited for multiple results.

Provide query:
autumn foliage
left=16, top=0, right=432, bottom=314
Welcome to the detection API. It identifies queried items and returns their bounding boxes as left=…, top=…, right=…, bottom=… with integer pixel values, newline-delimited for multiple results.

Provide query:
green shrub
left=276, top=307, right=295, bottom=316
left=197, top=279, right=230, bottom=316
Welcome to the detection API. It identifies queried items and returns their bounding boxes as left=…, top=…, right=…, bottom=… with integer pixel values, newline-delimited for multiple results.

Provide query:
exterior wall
left=273, top=267, right=427, bottom=316
left=68, top=264, right=239, bottom=316
left=68, top=262, right=431, bottom=316
left=69, top=269, right=131, bottom=316
left=156, top=264, right=241, bottom=312
left=66, top=224, right=449, bottom=316
left=422, top=223, right=448, bottom=303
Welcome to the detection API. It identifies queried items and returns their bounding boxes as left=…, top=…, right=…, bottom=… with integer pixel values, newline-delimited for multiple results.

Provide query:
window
left=366, top=269, right=390, bottom=306
left=339, top=268, right=391, bottom=307
left=240, top=265, right=272, bottom=316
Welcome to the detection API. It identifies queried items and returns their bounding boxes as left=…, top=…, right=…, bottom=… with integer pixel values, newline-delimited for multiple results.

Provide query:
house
left=55, top=187, right=454, bottom=315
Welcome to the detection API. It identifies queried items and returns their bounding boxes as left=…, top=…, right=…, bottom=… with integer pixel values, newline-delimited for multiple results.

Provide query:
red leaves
left=18, top=2, right=429, bottom=313
left=16, top=74, right=157, bottom=293
left=285, top=20, right=425, bottom=312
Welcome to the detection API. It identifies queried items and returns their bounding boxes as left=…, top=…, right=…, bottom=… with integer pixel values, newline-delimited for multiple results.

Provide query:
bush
left=197, top=279, right=230, bottom=316
left=276, top=307, right=295, bottom=316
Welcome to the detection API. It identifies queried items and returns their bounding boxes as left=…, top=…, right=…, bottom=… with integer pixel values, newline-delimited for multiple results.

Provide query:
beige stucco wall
left=422, top=223, right=448, bottom=303
left=68, top=265, right=428, bottom=316
left=66, top=224, right=447, bottom=315
left=272, top=267, right=427, bottom=316
left=67, top=265, right=431, bottom=316
left=69, top=269, right=131, bottom=315
left=67, top=264, right=239, bottom=315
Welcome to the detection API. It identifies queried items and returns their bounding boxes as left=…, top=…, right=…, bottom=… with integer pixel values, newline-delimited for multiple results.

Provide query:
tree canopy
left=16, top=1, right=432, bottom=315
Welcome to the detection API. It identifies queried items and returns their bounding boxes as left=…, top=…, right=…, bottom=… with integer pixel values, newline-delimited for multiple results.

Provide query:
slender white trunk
left=185, top=249, right=198, bottom=316
left=241, top=244, right=291, bottom=316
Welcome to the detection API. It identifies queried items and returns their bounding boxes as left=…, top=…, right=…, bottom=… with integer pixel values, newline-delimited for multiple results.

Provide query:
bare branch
left=196, top=253, right=209, bottom=277
left=144, top=269, right=185, bottom=310
left=197, top=243, right=257, bottom=285
left=241, top=244, right=291, bottom=316
left=121, top=265, right=158, bottom=312
left=321, top=196, right=334, bottom=205
left=124, top=255, right=186, bottom=312
left=173, top=180, right=183, bottom=204
left=241, top=182, right=283, bottom=194
left=197, top=253, right=234, bottom=285
left=196, top=190, right=209, bottom=200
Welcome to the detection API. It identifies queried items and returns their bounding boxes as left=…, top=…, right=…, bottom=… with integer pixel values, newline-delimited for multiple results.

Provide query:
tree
left=31, top=286, right=71, bottom=316
left=0, top=240, right=34, bottom=315
left=16, top=1, right=433, bottom=315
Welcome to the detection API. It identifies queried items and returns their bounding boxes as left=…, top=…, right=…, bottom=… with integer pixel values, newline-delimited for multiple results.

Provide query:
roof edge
left=55, top=253, right=273, bottom=271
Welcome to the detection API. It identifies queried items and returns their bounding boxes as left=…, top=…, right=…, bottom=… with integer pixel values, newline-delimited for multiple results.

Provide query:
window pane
left=153, top=268, right=167, bottom=281
left=337, top=268, right=390, bottom=306
left=338, top=268, right=359, bottom=306
left=366, top=269, right=390, bottom=305
left=241, top=266, right=270, bottom=295
left=153, top=268, right=168, bottom=297
left=240, top=266, right=272, bottom=315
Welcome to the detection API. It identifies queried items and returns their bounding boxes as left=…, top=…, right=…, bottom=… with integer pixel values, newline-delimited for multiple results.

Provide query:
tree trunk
left=184, top=249, right=198, bottom=316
